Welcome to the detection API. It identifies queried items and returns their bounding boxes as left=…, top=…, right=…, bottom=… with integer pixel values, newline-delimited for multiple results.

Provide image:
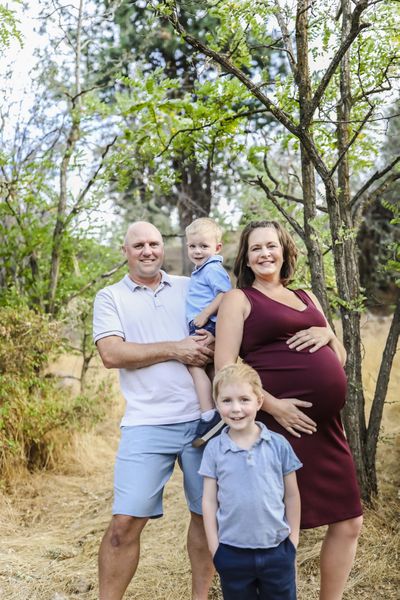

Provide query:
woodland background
left=0, top=1, right=399, bottom=598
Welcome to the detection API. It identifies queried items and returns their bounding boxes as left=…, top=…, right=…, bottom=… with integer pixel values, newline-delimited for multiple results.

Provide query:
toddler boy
left=185, top=217, right=232, bottom=447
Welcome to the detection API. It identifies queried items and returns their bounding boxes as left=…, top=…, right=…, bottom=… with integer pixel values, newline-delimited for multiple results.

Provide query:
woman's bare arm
left=214, top=289, right=249, bottom=369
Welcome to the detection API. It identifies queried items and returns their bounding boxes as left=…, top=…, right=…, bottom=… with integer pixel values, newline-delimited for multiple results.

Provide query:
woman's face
left=247, top=227, right=284, bottom=281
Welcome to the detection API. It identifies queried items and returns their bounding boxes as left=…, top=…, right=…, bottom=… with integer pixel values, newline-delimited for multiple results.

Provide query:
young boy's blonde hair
left=213, top=363, right=263, bottom=402
left=185, top=217, right=223, bottom=243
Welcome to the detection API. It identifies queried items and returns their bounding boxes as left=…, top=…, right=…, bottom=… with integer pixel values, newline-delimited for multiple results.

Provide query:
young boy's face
left=216, top=380, right=263, bottom=432
left=186, top=231, right=222, bottom=267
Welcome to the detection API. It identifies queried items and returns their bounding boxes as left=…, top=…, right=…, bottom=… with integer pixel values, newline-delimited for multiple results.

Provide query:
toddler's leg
left=189, top=366, right=224, bottom=447
left=188, top=365, right=214, bottom=413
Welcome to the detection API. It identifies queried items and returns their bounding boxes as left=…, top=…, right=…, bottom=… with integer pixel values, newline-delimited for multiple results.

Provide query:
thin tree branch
left=303, top=0, right=371, bottom=126
left=329, top=105, right=374, bottom=176
left=65, top=259, right=127, bottom=305
left=163, top=4, right=300, bottom=137
left=274, top=1, right=297, bottom=77
left=66, top=135, right=118, bottom=225
left=350, top=155, right=400, bottom=208
left=155, top=108, right=269, bottom=157
left=249, top=175, right=305, bottom=240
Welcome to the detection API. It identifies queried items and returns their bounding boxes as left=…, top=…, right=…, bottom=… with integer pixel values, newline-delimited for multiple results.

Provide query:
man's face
left=123, top=223, right=164, bottom=284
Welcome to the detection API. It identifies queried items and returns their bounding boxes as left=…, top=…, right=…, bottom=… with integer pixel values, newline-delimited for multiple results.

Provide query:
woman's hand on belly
left=287, top=326, right=332, bottom=353
left=262, top=392, right=317, bottom=438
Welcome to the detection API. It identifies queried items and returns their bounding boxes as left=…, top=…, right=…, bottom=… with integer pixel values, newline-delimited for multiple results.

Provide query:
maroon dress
left=240, top=287, right=362, bottom=529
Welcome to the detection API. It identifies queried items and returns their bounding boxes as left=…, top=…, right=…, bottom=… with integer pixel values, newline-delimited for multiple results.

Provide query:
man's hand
left=175, top=336, right=214, bottom=367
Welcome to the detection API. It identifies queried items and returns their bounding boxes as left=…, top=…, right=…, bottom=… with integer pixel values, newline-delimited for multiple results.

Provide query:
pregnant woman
left=215, top=220, right=363, bottom=600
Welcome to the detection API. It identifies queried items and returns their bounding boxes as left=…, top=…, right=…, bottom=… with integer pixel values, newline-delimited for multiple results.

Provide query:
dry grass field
left=0, top=315, right=398, bottom=600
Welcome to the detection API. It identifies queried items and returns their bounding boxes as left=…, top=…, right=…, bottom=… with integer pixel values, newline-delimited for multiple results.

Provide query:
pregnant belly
left=245, top=345, right=347, bottom=422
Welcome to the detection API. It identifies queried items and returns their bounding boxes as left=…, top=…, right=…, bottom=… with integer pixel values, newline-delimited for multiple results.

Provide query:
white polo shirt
left=93, top=271, right=200, bottom=426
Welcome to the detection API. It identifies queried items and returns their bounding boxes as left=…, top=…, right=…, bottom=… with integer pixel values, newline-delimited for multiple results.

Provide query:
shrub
left=0, top=307, right=105, bottom=478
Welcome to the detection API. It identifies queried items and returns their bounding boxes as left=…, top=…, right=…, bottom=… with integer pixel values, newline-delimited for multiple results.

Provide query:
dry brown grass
left=0, top=318, right=399, bottom=600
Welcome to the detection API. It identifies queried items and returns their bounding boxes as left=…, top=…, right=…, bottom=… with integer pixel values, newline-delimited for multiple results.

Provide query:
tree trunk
left=365, top=293, right=400, bottom=493
left=295, top=1, right=332, bottom=321
left=46, top=0, right=84, bottom=316
left=334, top=0, right=370, bottom=499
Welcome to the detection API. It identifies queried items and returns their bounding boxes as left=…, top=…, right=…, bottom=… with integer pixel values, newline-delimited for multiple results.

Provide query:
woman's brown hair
left=233, top=220, right=298, bottom=288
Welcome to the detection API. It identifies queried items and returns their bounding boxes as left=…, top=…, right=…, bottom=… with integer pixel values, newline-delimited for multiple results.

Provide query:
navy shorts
left=213, top=538, right=297, bottom=600
left=188, top=319, right=216, bottom=336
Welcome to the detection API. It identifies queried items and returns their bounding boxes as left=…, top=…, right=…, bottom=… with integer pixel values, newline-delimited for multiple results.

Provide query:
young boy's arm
left=202, top=476, right=219, bottom=556
left=284, top=471, right=301, bottom=547
left=193, top=292, right=225, bottom=327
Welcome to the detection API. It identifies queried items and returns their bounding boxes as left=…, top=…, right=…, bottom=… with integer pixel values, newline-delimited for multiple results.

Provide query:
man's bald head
left=124, top=221, right=163, bottom=246
left=122, top=221, right=165, bottom=286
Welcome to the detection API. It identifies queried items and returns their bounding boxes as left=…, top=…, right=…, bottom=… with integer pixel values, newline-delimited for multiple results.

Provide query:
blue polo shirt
left=186, top=255, right=231, bottom=324
left=199, top=423, right=302, bottom=549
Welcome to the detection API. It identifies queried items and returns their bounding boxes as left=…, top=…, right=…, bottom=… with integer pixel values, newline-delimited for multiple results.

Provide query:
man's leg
left=187, top=512, right=215, bottom=600
left=98, top=514, right=148, bottom=600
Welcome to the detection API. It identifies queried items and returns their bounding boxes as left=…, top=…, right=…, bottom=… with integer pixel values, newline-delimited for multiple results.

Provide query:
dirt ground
left=0, top=315, right=399, bottom=600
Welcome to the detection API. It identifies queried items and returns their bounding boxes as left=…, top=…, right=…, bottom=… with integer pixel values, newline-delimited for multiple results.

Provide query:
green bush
left=0, top=307, right=105, bottom=477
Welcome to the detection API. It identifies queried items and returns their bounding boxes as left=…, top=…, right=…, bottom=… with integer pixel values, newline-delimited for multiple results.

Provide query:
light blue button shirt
left=199, top=423, right=302, bottom=549
left=186, top=255, right=231, bottom=324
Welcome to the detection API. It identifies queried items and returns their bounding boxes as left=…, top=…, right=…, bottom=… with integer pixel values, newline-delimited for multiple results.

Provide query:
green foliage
left=107, top=67, right=250, bottom=207
left=0, top=307, right=106, bottom=477
left=383, top=199, right=400, bottom=287
left=0, top=2, right=22, bottom=51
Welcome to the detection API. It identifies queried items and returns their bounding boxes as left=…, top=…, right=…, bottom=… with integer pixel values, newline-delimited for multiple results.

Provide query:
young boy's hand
left=193, top=311, right=209, bottom=327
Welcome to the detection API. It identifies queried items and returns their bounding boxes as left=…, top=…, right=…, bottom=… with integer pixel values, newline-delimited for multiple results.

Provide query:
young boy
left=199, top=363, right=302, bottom=600
left=185, top=218, right=232, bottom=447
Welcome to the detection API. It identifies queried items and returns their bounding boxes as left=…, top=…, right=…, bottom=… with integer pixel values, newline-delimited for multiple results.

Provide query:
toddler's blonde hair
left=185, top=218, right=223, bottom=243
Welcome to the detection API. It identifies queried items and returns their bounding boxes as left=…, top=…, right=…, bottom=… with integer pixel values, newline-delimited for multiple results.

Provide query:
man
left=93, top=221, right=215, bottom=600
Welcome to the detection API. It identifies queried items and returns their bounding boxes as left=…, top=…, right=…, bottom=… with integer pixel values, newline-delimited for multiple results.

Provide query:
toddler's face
left=186, top=231, right=221, bottom=267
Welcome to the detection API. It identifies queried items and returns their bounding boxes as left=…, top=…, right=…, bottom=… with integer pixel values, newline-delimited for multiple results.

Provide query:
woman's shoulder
left=219, top=288, right=250, bottom=315
left=222, top=288, right=249, bottom=303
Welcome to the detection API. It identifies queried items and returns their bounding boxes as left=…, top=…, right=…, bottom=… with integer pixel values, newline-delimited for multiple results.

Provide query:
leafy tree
left=0, top=0, right=121, bottom=317
left=94, top=0, right=282, bottom=270
left=147, top=0, right=400, bottom=500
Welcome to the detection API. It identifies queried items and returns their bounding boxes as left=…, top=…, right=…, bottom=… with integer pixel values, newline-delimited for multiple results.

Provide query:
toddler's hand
left=193, top=312, right=208, bottom=327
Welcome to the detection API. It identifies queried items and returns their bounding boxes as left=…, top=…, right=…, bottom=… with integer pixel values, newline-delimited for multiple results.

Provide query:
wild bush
left=0, top=307, right=105, bottom=479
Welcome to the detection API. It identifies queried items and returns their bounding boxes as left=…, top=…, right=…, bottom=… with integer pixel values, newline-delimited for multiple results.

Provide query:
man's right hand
left=175, top=336, right=214, bottom=367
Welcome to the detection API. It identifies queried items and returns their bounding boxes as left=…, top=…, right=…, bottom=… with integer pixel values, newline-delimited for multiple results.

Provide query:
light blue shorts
left=113, top=420, right=204, bottom=518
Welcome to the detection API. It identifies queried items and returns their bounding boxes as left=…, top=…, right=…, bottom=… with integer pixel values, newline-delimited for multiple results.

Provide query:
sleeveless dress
left=240, top=287, right=362, bottom=529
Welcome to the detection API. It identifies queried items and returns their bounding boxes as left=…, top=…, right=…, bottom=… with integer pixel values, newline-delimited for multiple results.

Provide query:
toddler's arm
left=202, top=476, right=219, bottom=556
left=193, top=292, right=225, bottom=327
left=284, top=471, right=301, bottom=547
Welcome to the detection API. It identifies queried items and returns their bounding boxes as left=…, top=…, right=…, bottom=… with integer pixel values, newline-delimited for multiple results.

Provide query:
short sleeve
left=198, top=441, right=218, bottom=479
left=205, top=263, right=232, bottom=296
left=279, top=437, right=303, bottom=476
left=93, top=288, right=125, bottom=344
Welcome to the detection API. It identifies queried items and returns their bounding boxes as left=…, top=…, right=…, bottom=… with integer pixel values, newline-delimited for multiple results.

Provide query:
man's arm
left=97, top=334, right=214, bottom=370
